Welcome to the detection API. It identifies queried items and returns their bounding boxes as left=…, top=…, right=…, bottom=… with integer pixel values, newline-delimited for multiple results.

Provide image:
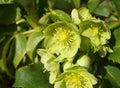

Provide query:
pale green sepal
left=78, top=7, right=95, bottom=21
left=71, top=9, right=81, bottom=24
left=76, top=55, right=91, bottom=68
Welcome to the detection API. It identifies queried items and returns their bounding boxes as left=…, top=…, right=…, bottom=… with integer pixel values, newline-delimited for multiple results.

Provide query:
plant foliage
left=0, top=0, right=120, bottom=88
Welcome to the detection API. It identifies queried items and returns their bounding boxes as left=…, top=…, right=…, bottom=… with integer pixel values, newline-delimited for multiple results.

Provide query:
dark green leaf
left=108, top=47, right=120, bottom=63
left=88, top=0, right=100, bottom=13
left=13, top=33, right=26, bottom=68
left=107, top=21, right=120, bottom=30
left=0, top=4, right=17, bottom=25
left=15, top=0, right=40, bottom=29
left=104, top=65, right=120, bottom=87
left=51, top=9, right=72, bottom=22
left=13, top=62, right=51, bottom=88
left=71, top=0, right=80, bottom=9
left=26, top=32, right=44, bottom=60
left=94, top=5, right=110, bottom=17
left=0, top=23, right=17, bottom=34
left=113, top=28, right=120, bottom=47
left=0, top=37, right=14, bottom=78
left=54, top=0, right=71, bottom=10
left=108, top=28, right=120, bottom=63
left=113, top=0, right=120, bottom=17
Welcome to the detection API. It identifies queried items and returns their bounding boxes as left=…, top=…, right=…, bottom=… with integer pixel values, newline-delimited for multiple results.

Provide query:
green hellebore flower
left=80, top=20, right=111, bottom=52
left=37, top=49, right=59, bottom=72
left=37, top=49, right=60, bottom=84
left=54, top=66, right=97, bottom=88
left=44, top=22, right=81, bottom=58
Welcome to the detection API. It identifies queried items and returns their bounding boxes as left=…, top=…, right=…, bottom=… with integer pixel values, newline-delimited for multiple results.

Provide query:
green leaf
left=113, top=28, right=120, bottom=47
left=26, top=32, right=44, bottom=60
left=39, top=13, right=51, bottom=24
left=15, top=0, right=40, bottom=29
left=108, top=28, right=120, bottom=63
left=48, top=0, right=56, bottom=9
left=71, top=0, right=80, bottom=9
left=0, top=37, right=14, bottom=78
left=54, top=0, right=71, bottom=10
left=108, top=47, right=120, bottom=63
left=79, top=36, right=90, bottom=52
left=94, top=5, right=110, bottom=17
left=104, top=65, right=120, bottom=87
left=88, top=0, right=100, bottom=13
left=13, top=34, right=26, bottom=68
left=0, top=4, right=17, bottom=25
left=113, top=0, right=120, bottom=17
left=13, top=62, right=51, bottom=88
left=51, top=10, right=72, bottom=22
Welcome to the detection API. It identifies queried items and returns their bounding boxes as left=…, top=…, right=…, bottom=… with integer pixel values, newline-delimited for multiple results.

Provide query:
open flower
left=44, top=22, right=81, bottom=58
left=54, top=66, right=97, bottom=88
left=80, top=20, right=111, bottom=52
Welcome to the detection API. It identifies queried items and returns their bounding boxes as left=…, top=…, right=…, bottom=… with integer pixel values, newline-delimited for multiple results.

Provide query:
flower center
left=59, top=30, right=68, bottom=41
left=54, top=27, right=74, bottom=47
left=71, top=74, right=80, bottom=85
left=92, top=26, right=99, bottom=36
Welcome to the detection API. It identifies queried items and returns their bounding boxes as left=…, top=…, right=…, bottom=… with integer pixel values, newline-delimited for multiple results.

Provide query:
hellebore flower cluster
left=37, top=7, right=111, bottom=88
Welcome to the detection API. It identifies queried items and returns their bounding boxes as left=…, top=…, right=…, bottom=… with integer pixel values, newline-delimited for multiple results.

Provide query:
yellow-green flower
left=44, top=22, right=81, bottom=58
left=80, top=20, right=111, bottom=52
left=54, top=66, right=97, bottom=88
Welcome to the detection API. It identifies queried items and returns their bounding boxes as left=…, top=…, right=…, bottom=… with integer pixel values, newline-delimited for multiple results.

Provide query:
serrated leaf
left=13, top=62, right=51, bottom=88
left=26, top=32, right=44, bottom=60
left=51, top=10, right=72, bottom=22
left=13, top=34, right=26, bottom=68
left=104, top=65, right=120, bottom=87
